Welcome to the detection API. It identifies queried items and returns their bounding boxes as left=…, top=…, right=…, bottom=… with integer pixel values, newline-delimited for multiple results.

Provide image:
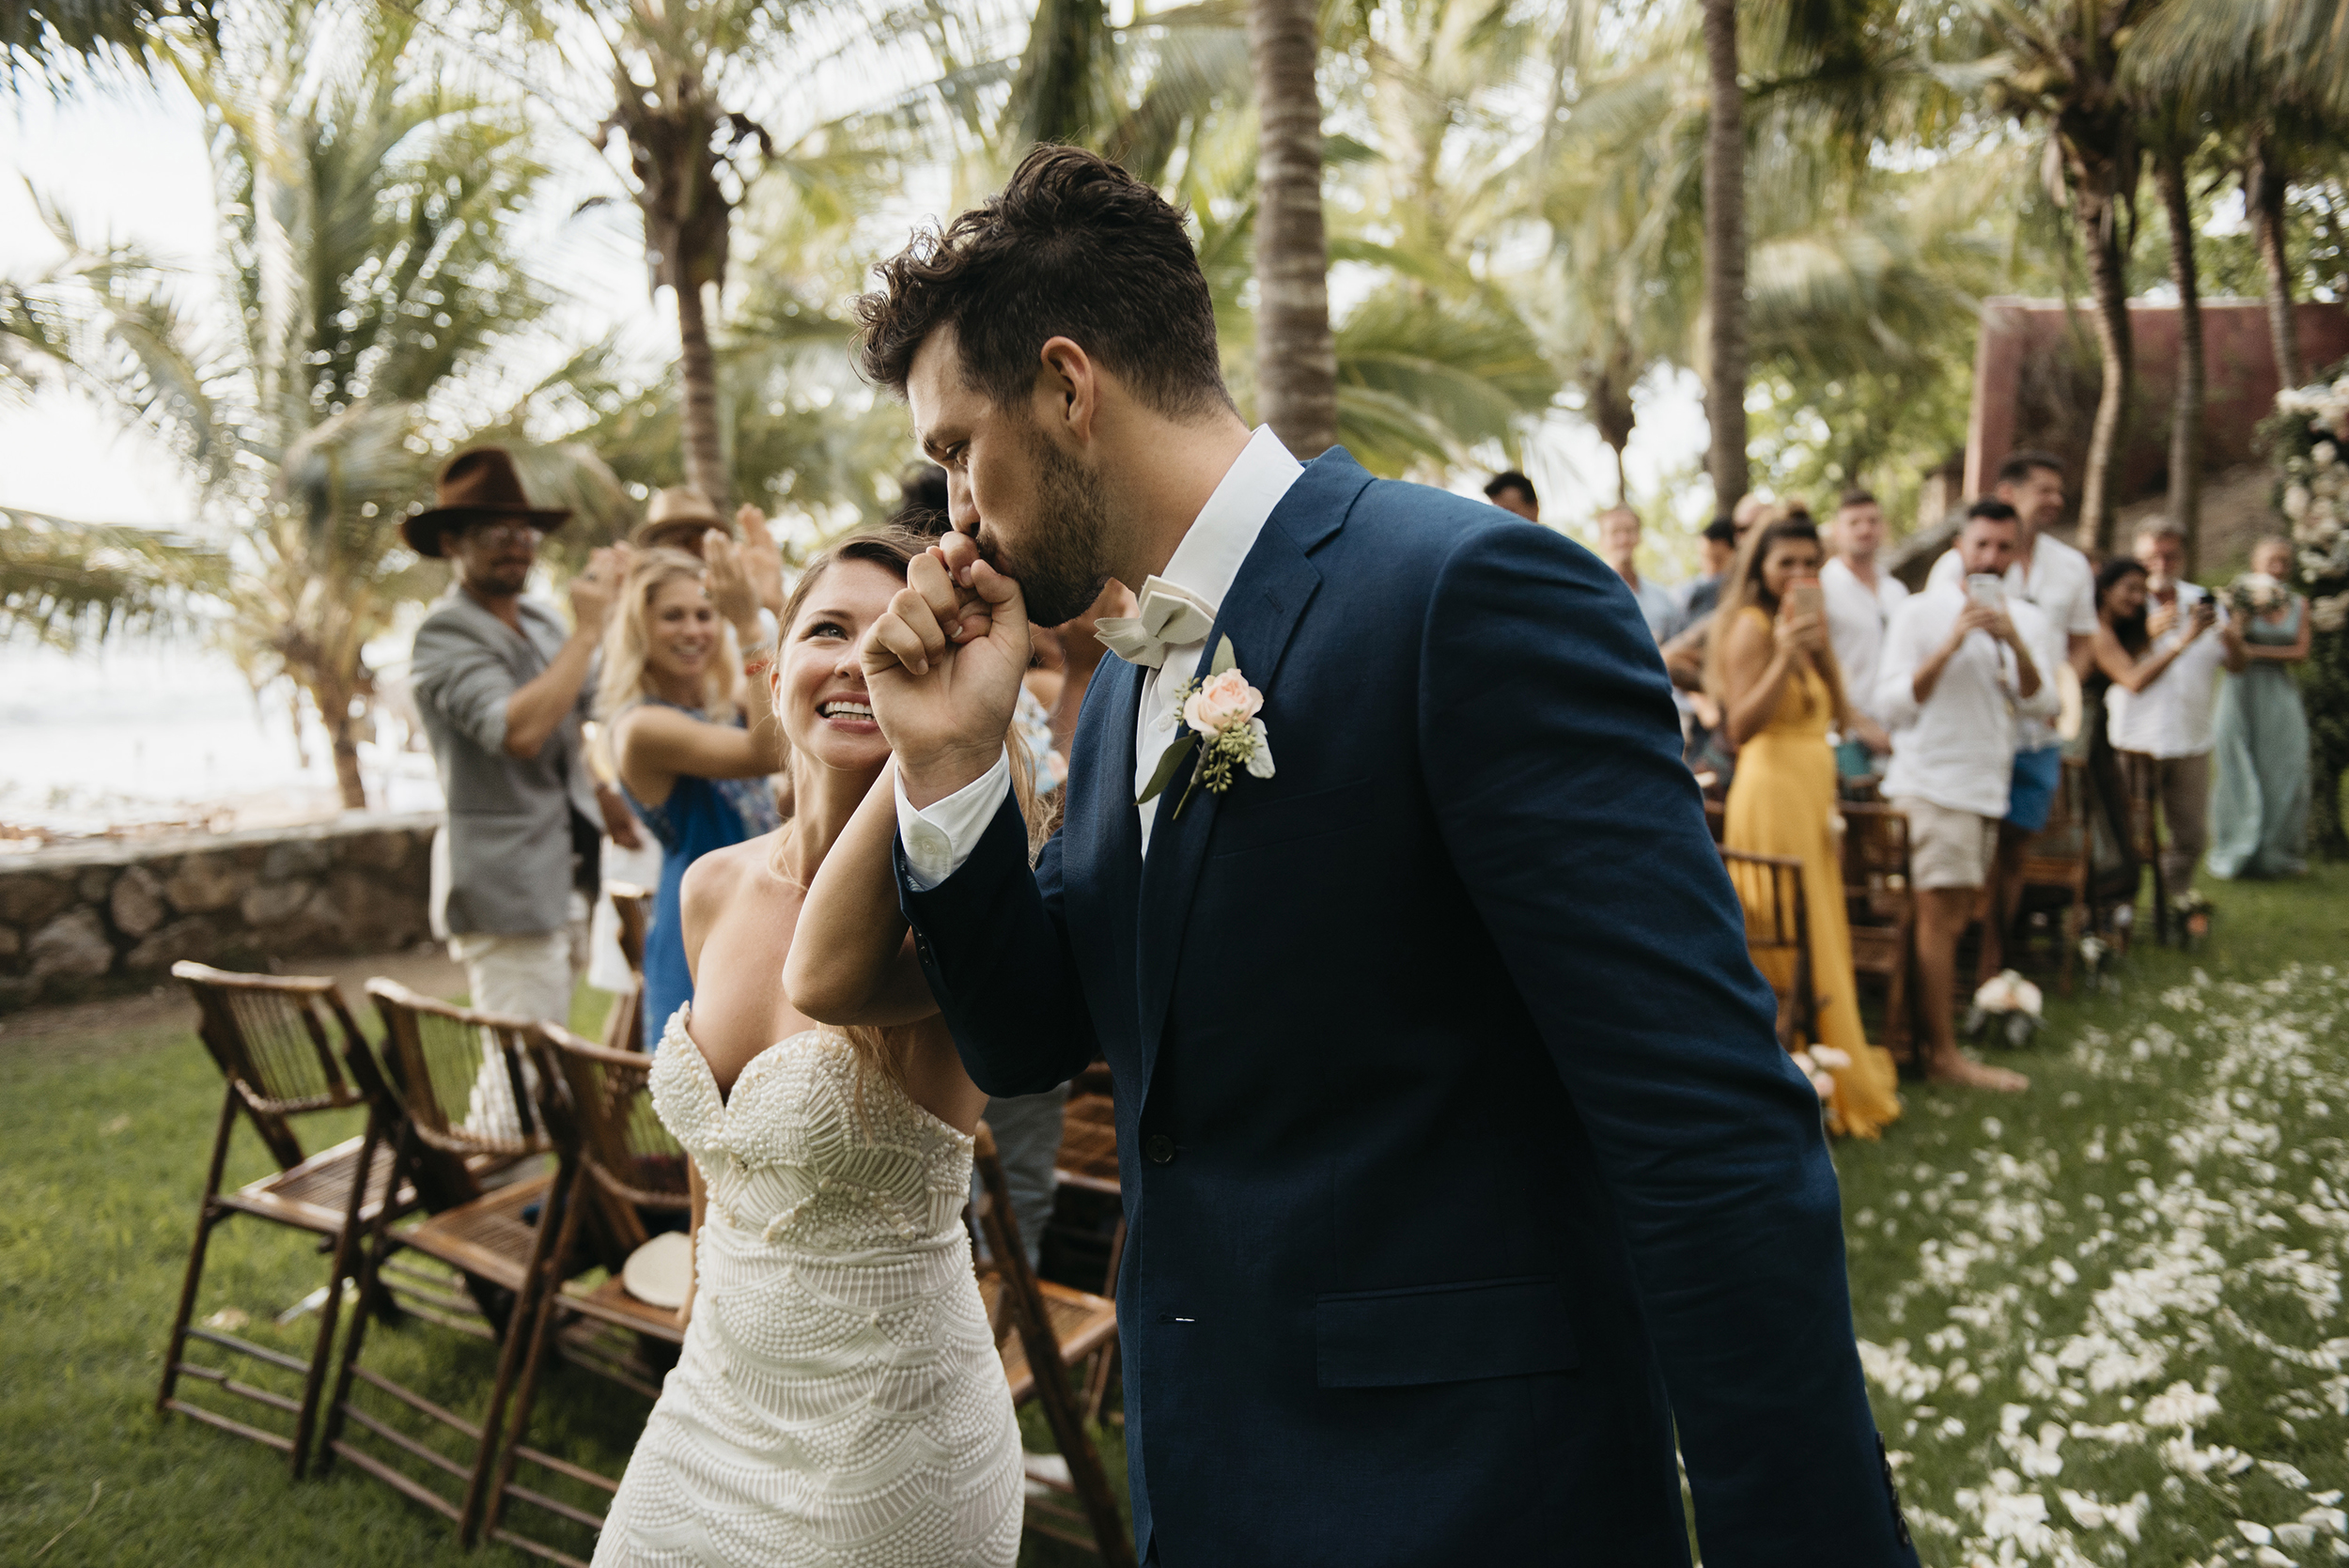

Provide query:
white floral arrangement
left=2272, top=375, right=2349, bottom=593
left=1790, top=1045, right=1849, bottom=1103
left=2226, top=569, right=2288, bottom=621
left=1965, top=969, right=2045, bottom=1047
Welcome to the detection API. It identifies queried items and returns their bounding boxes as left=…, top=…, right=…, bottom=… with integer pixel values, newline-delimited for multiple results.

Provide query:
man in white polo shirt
left=1821, top=488, right=1906, bottom=778
left=1880, top=501, right=2059, bottom=1093
left=1925, top=450, right=2096, bottom=975
left=2111, top=520, right=2241, bottom=893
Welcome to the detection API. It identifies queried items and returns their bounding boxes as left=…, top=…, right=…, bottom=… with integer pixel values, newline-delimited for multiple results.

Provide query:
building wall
left=0, top=813, right=440, bottom=1011
left=1965, top=298, right=2349, bottom=519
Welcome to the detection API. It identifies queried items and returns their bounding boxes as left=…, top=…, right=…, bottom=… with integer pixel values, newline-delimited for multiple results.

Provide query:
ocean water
left=0, top=631, right=443, bottom=840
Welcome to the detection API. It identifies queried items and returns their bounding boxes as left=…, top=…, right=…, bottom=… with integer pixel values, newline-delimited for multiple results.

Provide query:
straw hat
left=632, top=487, right=731, bottom=553
left=400, top=448, right=570, bottom=559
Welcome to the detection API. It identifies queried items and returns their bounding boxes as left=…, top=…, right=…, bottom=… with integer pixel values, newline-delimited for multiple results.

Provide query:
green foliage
left=0, top=0, right=215, bottom=82
left=0, top=506, right=225, bottom=646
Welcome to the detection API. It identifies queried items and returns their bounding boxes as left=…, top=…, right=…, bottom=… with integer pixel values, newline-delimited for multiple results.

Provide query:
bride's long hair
left=770, top=522, right=1052, bottom=1101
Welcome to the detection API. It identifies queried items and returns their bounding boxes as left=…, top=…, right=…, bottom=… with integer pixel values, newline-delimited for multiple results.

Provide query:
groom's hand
left=863, top=536, right=1031, bottom=808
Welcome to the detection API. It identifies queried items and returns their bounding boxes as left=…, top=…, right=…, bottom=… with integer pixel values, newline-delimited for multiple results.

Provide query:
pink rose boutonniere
left=1138, top=636, right=1276, bottom=818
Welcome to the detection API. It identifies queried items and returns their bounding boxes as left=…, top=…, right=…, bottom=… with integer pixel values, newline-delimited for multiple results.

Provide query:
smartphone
left=1966, top=573, right=2005, bottom=611
left=1783, top=577, right=1823, bottom=619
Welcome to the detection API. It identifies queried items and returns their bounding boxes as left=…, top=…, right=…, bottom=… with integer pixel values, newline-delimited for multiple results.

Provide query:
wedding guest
left=1483, top=469, right=1539, bottom=521
left=2209, top=537, right=2312, bottom=878
left=1598, top=505, right=1678, bottom=643
left=2101, top=523, right=2238, bottom=894
left=631, top=486, right=786, bottom=623
left=1924, top=453, right=2096, bottom=974
left=1877, top=501, right=2055, bottom=1092
left=1678, top=516, right=1740, bottom=626
left=1707, top=513, right=1904, bottom=1138
left=1820, top=489, right=1906, bottom=777
left=599, top=548, right=786, bottom=1048
left=408, top=448, right=640, bottom=1029
left=2081, top=559, right=2149, bottom=896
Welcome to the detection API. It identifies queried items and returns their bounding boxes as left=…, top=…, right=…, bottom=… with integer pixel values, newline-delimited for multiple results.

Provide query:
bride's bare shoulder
left=681, top=833, right=791, bottom=969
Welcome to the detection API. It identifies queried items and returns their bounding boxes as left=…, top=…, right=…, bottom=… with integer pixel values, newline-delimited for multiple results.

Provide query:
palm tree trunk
left=2077, top=192, right=2134, bottom=556
left=304, top=671, right=368, bottom=810
left=1611, top=441, right=1629, bottom=506
left=2157, top=151, right=2203, bottom=573
left=674, top=275, right=729, bottom=509
left=1248, top=0, right=1336, bottom=459
left=1700, top=0, right=1749, bottom=510
left=2248, top=132, right=2302, bottom=390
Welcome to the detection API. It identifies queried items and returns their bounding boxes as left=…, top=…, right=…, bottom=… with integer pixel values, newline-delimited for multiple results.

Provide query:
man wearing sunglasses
left=406, top=447, right=637, bottom=1029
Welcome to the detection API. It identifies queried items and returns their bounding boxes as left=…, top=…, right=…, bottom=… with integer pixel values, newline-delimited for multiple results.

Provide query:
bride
left=595, top=525, right=1044, bottom=1567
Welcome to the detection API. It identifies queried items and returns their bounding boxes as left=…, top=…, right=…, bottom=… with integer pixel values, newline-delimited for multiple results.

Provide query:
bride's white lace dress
left=593, top=1010, right=1023, bottom=1567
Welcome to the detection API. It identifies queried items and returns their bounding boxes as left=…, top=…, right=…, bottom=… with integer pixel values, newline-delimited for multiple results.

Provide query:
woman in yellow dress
left=1704, top=509, right=1903, bottom=1139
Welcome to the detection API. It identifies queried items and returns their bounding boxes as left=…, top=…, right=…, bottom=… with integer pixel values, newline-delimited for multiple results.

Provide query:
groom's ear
left=1034, top=336, right=1100, bottom=448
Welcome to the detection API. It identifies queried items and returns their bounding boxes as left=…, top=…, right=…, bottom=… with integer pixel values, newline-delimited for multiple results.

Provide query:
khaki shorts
left=1890, top=797, right=1999, bottom=891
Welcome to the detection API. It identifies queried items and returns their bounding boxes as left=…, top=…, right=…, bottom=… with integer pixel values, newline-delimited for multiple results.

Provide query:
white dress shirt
left=2106, top=582, right=2231, bottom=758
left=897, top=426, right=1305, bottom=888
left=1819, top=557, right=1908, bottom=729
left=1926, top=532, right=2094, bottom=753
left=1875, top=582, right=2060, bottom=819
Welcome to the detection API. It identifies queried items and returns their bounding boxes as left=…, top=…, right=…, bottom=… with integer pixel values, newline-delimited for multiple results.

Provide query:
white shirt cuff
left=894, top=750, right=1012, bottom=891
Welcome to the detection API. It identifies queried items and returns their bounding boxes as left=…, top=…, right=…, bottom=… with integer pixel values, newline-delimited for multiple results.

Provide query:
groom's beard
left=993, top=425, right=1112, bottom=629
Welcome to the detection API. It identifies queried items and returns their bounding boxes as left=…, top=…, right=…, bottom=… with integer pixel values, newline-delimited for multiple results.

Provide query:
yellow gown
left=1723, top=609, right=1903, bottom=1140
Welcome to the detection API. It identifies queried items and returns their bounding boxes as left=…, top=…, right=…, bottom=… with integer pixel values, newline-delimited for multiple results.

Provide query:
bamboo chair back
left=600, top=882, right=654, bottom=1054
left=1719, top=847, right=1815, bottom=1050
left=538, top=1029, right=689, bottom=1256
left=176, top=961, right=368, bottom=1163
left=366, top=977, right=550, bottom=1162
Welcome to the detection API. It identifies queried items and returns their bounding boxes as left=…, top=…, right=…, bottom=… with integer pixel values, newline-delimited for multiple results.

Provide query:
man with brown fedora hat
left=408, top=446, right=640, bottom=1030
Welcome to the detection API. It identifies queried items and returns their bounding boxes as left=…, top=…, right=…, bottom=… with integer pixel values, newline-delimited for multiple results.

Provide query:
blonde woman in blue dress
left=594, top=527, right=1040, bottom=1567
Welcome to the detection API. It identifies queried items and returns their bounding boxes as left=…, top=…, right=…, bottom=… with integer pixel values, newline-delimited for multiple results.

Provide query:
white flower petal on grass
left=2143, top=1381, right=2223, bottom=1428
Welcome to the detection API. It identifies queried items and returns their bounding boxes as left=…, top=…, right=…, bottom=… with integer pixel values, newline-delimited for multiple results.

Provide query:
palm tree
left=1, top=0, right=213, bottom=82
left=1965, top=0, right=2149, bottom=553
left=2142, top=104, right=2210, bottom=566
left=0, top=507, right=223, bottom=645
left=42, top=0, right=625, bottom=807
left=1700, top=0, right=1748, bottom=507
left=1248, top=0, right=1336, bottom=458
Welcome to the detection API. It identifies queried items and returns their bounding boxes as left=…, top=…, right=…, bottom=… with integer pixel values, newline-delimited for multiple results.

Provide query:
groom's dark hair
left=855, top=145, right=1234, bottom=421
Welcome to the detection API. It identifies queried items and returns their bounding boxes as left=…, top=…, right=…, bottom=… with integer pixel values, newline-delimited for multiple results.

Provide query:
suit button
left=1144, top=1134, right=1175, bottom=1165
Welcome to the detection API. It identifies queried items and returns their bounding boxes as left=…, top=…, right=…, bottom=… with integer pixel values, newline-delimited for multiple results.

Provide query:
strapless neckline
left=663, top=1008, right=974, bottom=1146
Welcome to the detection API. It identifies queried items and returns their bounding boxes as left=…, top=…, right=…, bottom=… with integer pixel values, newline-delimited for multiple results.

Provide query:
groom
left=852, top=146, right=1913, bottom=1566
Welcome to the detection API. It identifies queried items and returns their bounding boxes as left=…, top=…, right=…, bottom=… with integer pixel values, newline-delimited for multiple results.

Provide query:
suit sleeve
left=411, top=617, right=515, bottom=754
left=1417, top=523, right=1913, bottom=1567
left=897, top=798, right=1100, bottom=1096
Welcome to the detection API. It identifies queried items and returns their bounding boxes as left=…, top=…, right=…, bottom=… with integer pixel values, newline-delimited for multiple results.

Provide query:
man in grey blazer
left=406, top=448, right=636, bottom=1026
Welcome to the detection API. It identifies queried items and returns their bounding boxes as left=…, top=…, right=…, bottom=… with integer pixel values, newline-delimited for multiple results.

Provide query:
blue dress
left=623, top=703, right=781, bottom=1048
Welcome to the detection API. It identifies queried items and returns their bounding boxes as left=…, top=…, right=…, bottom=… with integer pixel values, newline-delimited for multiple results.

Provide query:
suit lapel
left=1131, top=449, right=1371, bottom=1083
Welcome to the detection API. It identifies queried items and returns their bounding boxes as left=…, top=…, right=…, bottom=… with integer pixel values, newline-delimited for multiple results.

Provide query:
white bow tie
left=1094, top=575, right=1218, bottom=669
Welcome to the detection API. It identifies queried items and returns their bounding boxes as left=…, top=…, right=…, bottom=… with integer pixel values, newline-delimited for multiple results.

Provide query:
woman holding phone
left=1706, top=509, right=1903, bottom=1138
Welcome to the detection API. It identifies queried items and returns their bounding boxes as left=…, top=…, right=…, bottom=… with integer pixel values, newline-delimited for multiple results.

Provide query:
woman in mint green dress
left=2208, top=538, right=2313, bottom=879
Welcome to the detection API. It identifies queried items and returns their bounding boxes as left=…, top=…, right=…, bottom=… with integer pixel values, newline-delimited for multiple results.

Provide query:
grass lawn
left=2, top=870, right=2343, bottom=1566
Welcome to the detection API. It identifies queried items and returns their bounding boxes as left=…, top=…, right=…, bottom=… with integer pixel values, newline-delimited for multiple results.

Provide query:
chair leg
left=458, top=1178, right=570, bottom=1545
left=319, top=1128, right=413, bottom=1474
left=483, top=1170, right=592, bottom=1540
left=159, top=1090, right=241, bottom=1415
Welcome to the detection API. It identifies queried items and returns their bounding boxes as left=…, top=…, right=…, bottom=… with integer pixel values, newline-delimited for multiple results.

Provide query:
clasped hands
left=860, top=531, right=1034, bottom=809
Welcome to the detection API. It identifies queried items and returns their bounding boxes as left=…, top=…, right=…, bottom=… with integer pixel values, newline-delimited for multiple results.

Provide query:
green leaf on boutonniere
left=1136, top=731, right=1198, bottom=804
left=1209, top=636, right=1237, bottom=677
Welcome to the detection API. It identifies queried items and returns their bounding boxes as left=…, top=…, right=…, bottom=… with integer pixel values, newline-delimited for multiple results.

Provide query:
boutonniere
left=1137, top=636, right=1276, bottom=819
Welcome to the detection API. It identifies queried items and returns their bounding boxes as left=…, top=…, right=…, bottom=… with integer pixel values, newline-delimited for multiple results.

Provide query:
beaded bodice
left=647, top=1009, right=974, bottom=1253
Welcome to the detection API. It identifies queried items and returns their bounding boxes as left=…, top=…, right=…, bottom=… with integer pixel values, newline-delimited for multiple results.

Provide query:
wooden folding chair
left=1838, top=805, right=1917, bottom=1063
left=599, top=883, right=653, bottom=1055
left=1051, top=1084, right=1127, bottom=1423
left=479, top=1024, right=693, bottom=1563
left=157, top=962, right=408, bottom=1476
left=2013, top=759, right=2093, bottom=994
left=317, top=980, right=580, bottom=1546
left=973, top=1123, right=1135, bottom=1568
left=1719, top=847, right=1816, bottom=1052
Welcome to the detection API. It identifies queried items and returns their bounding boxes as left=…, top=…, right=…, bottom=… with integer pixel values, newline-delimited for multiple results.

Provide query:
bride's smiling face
left=780, top=558, right=901, bottom=773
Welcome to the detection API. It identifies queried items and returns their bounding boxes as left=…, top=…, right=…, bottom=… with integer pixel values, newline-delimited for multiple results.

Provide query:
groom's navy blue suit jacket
left=899, top=450, right=1915, bottom=1566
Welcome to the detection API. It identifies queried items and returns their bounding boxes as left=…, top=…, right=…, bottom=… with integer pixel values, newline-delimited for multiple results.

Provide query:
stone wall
left=0, top=812, right=440, bottom=1011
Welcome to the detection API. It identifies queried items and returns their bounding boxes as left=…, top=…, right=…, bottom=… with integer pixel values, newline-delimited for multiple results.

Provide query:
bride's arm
left=785, top=762, right=941, bottom=1026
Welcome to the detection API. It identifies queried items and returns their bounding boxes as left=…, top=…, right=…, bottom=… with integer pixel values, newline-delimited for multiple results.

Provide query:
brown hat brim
left=631, top=518, right=733, bottom=551
left=400, top=505, right=571, bottom=559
